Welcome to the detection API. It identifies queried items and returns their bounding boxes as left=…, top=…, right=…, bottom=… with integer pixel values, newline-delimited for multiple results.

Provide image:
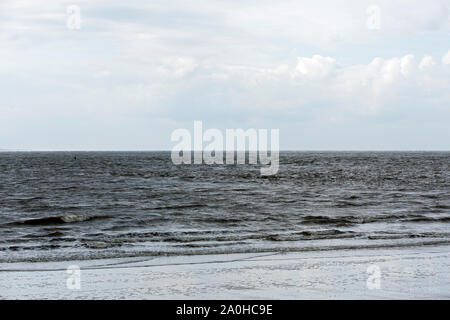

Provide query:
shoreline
left=1, top=245, right=449, bottom=299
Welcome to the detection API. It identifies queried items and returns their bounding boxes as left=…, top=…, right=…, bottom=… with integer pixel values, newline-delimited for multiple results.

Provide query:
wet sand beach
left=1, top=245, right=449, bottom=299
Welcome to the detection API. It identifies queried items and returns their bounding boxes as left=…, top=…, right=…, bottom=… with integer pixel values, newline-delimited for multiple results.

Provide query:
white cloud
left=201, top=52, right=450, bottom=115
left=400, top=55, right=416, bottom=78
left=442, top=50, right=450, bottom=65
left=157, top=57, right=198, bottom=78
left=295, top=55, right=336, bottom=78
left=419, top=55, right=437, bottom=71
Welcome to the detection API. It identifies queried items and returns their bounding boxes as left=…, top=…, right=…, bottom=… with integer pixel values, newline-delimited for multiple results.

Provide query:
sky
left=0, top=0, right=449, bottom=150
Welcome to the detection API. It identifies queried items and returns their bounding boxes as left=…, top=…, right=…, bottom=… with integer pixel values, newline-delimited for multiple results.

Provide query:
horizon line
left=1, top=149, right=449, bottom=152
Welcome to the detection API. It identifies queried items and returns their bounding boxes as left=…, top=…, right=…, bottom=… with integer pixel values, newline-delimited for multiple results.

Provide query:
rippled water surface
left=0, top=152, right=449, bottom=263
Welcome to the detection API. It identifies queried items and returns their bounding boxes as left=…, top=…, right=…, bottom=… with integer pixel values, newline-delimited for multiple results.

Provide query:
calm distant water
left=0, top=152, right=449, bottom=263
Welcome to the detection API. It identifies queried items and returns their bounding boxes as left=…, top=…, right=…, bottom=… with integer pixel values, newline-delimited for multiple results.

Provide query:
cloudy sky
left=1, top=0, right=449, bottom=150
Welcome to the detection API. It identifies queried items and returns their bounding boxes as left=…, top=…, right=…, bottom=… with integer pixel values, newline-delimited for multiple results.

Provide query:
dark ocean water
left=0, top=152, right=449, bottom=263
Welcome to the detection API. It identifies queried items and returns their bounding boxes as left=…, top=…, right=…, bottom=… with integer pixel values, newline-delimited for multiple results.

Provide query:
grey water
left=0, top=151, right=449, bottom=263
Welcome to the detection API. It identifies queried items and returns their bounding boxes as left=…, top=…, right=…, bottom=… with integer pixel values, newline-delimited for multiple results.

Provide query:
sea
left=0, top=151, right=449, bottom=263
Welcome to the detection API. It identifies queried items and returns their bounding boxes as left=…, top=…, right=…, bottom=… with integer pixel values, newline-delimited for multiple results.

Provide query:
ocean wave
left=2, top=239, right=450, bottom=264
left=300, top=214, right=449, bottom=225
left=151, top=203, right=207, bottom=210
left=8, top=215, right=111, bottom=226
left=404, top=216, right=450, bottom=223
left=301, top=215, right=355, bottom=225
